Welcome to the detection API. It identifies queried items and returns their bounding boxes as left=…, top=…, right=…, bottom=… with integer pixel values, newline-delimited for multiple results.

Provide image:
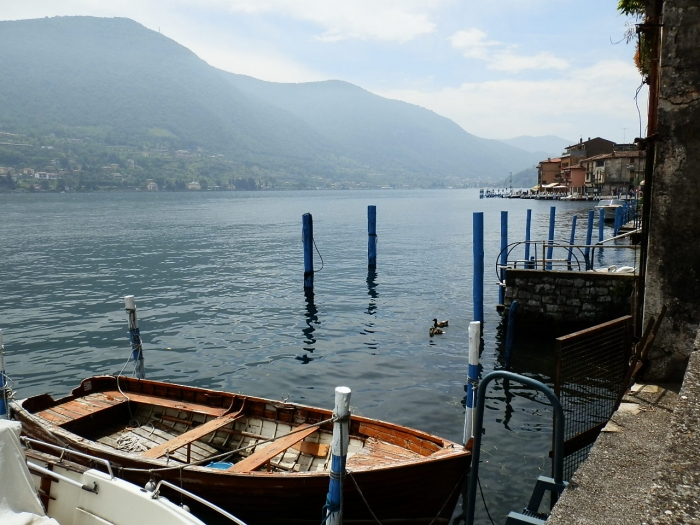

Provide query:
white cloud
left=448, top=28, right=497, bottom=60
left=208, top=0, right=443, bottom=42
left=449, top=27, right=569, bottom=72
left=375, top=60, right=647, bottom=140
left=489, top=51, right=569, bottom=72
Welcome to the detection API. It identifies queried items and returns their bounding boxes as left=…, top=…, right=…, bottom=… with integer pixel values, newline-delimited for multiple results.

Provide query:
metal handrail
left=23, top=436, right=248, bottom=524
left=465, top=371, right=565, bottom=525
left=151, top=479, right=249, bottom=525
left=27, top=460, right=98, bottom=493
left=497, top=238, right=640, bottom=278
left=21, top=436, right=115, bottom=479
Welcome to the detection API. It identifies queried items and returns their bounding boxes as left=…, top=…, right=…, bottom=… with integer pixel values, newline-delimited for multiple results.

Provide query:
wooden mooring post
left=546, top=206, right=556, bottom=270
left=325, top=386, right=351, bottom=525
left=463, top=321, right=481, bottom=446
left=473, top=212, right=484, bottom=325
left=0, top=330, right=7, bottom=419
left=499, top=211, right=508, bottom=304
left=302, top=213, right=314, bottom=290
left=368, top=205, right=377, bottom=268
left=524, top=209, right=532, bottom=264
left=124, top=295, right=145, bottom=379
left=584, top=210, right=594, bottom=270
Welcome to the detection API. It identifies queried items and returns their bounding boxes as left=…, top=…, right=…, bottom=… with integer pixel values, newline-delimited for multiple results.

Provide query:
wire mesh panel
left=554, top=316, right=632, bottom=480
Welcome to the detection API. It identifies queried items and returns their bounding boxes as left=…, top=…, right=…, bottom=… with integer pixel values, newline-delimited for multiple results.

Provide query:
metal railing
left=496, top=234, right=641, bottom=282
left=151, top=480, right=249, bottom=525
left=22, top=436, right=115, bottom=478
left=21, top=436, right=247, bottom=525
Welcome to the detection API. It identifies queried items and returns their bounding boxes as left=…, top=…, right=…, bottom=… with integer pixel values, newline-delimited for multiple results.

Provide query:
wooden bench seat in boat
left=142, top=408, right=246, bottom=459
left=35, top=390, right=230, bottom=428
left=227, top=423, right=318, bottom=473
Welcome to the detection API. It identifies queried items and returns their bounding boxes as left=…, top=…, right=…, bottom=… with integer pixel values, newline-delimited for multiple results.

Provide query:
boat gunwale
left=12, top=375, right=468, bottom=477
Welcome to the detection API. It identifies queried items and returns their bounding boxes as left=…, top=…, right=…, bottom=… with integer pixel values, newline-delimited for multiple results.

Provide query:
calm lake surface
left=0, top=189, right=636, bottom=523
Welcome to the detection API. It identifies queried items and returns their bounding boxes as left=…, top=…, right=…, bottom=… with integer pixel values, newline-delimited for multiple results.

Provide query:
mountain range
left=0, top=16, right=558, bottom=187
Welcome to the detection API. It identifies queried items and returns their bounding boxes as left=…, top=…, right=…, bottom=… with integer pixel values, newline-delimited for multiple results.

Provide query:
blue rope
left=320, top=493, right=340, bottom=525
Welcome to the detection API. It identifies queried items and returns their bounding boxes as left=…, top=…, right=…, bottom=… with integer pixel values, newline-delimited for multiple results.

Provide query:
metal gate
left=554, top=316, right=632, bottom=480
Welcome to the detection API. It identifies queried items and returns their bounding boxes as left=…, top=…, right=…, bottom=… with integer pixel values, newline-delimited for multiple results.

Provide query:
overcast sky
left=2, top=1, right=648, bottom=143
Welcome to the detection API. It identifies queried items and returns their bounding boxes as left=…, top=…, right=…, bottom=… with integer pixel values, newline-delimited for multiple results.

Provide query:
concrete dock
left=547, top=346, right=700, bottom=524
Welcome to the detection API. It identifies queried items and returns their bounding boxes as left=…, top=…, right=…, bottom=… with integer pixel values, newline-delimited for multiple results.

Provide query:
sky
left=1, top=1, right=648, bottom=144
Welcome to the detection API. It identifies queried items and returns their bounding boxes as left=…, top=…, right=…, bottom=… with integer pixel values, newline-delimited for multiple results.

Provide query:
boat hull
left=12, top=376, right=469, bottom=525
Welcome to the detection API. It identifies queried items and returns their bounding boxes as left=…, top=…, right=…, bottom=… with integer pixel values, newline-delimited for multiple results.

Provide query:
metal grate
left=554, top=316, right=632, bottom=480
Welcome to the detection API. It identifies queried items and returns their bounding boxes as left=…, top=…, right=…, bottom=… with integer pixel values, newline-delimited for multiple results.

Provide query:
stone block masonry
left=504, top=269, right=636, bottom=330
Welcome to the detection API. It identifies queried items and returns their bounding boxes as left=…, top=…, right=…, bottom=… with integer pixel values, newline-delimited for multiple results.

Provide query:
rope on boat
left=116, top=434, right=149, bottom=453
left=116, top=413, right=343, bottom=475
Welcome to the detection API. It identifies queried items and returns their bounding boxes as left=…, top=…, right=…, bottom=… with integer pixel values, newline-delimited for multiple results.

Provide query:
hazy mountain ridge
left=0, top=16, right=541, bottom=186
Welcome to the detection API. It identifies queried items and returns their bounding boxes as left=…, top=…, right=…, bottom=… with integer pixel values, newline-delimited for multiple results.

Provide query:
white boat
left=594, top=199, right=623, bottom=220
left=0, top=419, right=246, bottom=525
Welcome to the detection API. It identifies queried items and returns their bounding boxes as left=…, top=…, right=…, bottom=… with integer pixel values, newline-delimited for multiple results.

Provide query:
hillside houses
left=537, top=137, right=645, bottom=197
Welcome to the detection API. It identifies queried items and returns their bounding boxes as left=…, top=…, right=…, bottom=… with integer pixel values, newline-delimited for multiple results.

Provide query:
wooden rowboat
left=11, top=375, right=470, bottom=525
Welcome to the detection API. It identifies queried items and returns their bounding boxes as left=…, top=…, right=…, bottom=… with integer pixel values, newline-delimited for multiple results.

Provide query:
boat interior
left=20, top=376, right=449, bottom=474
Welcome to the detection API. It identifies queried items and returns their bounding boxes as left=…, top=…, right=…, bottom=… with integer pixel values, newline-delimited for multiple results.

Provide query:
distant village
left=535, top=137, right=644, bottom=199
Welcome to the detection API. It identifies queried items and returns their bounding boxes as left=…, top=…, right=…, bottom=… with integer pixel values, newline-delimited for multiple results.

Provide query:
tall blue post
left=302, top=213, right=314, bottom=290
left=124, top=295, right=145, bottom=379
left=567, top=215, right=578, bottom=270
left=499, top=211, right=508, bottom=304
left=325, top=386, right=351, bottom=525
left=524, top=209, right=532, bottom=265
left=614, top=207, right=622, bottom=236
left=504, top=301, right=518, bottom=369
left=546, top=206, right=556, bottom=270
left=473, top=213, right=484, bottom=325
left=0, top=330, right=8, bottom=419
left=599, top=209, right=605, bottom=243
left=585, top=210, right=594, bottom=270
left=367, top=205, right=377, bottom=268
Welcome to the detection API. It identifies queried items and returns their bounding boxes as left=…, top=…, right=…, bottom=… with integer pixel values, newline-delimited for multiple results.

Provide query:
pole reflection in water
left=363, top=270, right=378, bottom=353
left=298, top=289, right=318, bottom=363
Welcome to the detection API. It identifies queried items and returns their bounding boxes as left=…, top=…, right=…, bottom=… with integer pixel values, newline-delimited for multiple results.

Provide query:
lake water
left=0, top=189, right=636, bottom=523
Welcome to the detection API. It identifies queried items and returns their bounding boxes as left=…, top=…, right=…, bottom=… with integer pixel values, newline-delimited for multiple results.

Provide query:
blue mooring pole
left=325, top=386, right=351, bottom=525
left=302, top=213, right=314, bottom=290
left=524, top=209, right=532, bottom=264
left=598, top=209, right=605, bottom=244
left=0, top=330, right=8, bottom=419
left=567, top=215, right=577, bottom=270
left=473, top=213, right=484, bottom=325
left=614, top=207, right=622, bottom=236
left=504, top=301, right=518, bottom=369
left=368, top=205, right=377, bottom=268
left=463, top=321, right=481, bottom=446
left=584, top=210, right=594, bottom=270
left=546, top=206, right=556, bottom=270
left=124, top=295, right=145, bottom=379
left=499, top=211, right=508, bottom=304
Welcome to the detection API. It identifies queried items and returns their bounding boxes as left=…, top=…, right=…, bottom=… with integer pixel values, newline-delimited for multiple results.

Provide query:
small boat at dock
left=595, top=199, right=623, bottom=220
left=11, top=375, right=470, bottom=525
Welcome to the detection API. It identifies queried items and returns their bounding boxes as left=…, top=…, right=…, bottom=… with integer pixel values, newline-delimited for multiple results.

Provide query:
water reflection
left=363, top=270, right=378, bottom=352
left=298, top=289, right=318, bottom=363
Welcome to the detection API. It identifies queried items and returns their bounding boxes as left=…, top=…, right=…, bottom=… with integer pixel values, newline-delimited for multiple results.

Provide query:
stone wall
left=644, top=0, right=700, bottom=382
left=504, top=269, right=636, bottom=331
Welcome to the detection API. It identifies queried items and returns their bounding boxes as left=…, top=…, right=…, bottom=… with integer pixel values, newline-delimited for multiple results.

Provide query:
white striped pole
left=463, top=321, right=480, bottom=446
left=125, top=295, right=145, bottom=379
left=326, top=386, right=351, bottom=525
left=0, top=330, right=8, bottom=419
